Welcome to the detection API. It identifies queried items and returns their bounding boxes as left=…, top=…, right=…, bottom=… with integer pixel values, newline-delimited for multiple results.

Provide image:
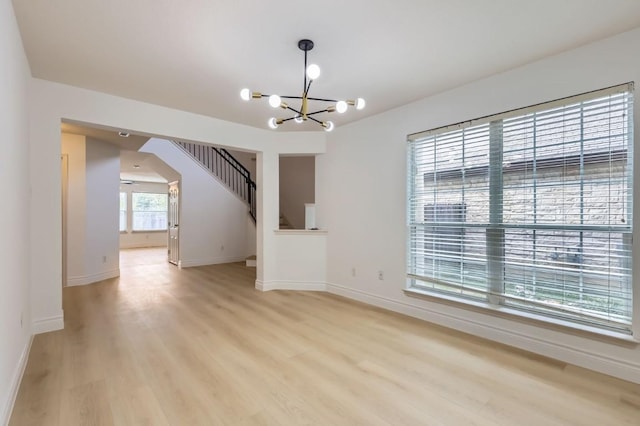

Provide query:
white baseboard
left=255, top=280, right=327, bottom=292
left=326, top=282, right=640, bottom=384
left=179, top=256, right=247, bottom=268
left=2, top=335, right=33, bottom=426
left=119, top=243, right=167, bottom=249
left=32, top=313, right=64, bottom=335
left=66, top=268, right=120, bottom=286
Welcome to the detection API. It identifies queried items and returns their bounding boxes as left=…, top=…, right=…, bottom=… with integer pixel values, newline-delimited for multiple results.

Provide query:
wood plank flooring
left=10, top=247, right=640, bottom=425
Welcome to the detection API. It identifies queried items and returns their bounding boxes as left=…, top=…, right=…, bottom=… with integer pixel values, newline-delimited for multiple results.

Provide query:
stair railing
left=173, top=141, right=256, bottom=222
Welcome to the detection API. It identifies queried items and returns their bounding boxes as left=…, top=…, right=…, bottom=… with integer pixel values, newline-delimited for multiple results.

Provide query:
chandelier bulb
left=323, top=121, right=335, bottom=132
left=336, top=101, right=348, bottom=114
left=294, top=115, right=304, bottom=124
left=356, top=98, right=366, bottom=110
left=268, top=95, right=282, bottom=108
left=306, top=64, right=321, bottom=80
left=268, top=117, right=279, bottom=129
left=240, top=88, right=251, bottom=101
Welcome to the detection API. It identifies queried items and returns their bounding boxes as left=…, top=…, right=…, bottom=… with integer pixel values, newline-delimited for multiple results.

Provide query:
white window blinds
left=407, top=84, right=634, bottom=333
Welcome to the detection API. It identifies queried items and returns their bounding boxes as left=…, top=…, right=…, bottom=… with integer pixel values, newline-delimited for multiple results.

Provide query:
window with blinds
left=407, top=84, right=634, bottom=334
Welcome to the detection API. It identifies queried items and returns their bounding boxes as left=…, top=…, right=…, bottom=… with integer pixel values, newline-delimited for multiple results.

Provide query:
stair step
left=279, top=214, right=292, bottom=229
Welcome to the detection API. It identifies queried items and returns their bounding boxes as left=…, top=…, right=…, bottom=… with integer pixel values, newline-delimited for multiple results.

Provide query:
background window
left=132, top=192, right=168, bottom=231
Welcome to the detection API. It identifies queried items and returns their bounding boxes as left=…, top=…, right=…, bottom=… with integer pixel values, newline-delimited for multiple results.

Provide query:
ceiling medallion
left=240, top=39, right=365, bottom=131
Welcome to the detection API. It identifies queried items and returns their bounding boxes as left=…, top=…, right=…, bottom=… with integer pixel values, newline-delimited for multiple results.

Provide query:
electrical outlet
left=102, top=255, right=107, bottom=263
left=220, top=245, right=225, bottom=251
left=378, top=270, right=384, bottom=280
left=351, top=267, right=356, bottom=277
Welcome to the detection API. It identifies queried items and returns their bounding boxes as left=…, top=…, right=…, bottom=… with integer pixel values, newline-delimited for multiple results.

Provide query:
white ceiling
left=61, top=122, right=150, bottom=151
left=119, top=151, right=168, bottom=184
left=13, top=1, right=640, bottom=131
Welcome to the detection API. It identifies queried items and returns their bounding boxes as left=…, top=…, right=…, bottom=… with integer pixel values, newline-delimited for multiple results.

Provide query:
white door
left=168, top=181, right=180, bottom=265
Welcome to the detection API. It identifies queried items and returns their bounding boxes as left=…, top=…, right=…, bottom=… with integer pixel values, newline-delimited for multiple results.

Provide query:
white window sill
left=131, top=230, right=167, bottom=233
left=403, top=286, right=639, bottom=347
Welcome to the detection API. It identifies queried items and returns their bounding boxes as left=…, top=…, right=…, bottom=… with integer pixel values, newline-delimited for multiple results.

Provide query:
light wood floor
left=10, top=248, right=640, bottom=425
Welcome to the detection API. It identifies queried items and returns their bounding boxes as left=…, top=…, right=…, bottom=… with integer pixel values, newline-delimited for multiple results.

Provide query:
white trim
left=66, top=269, right=120, bottom=286
left=32, top=313, right=64, bottom=334
left=255, top=280, right=327, bottom=292
left=2, top=335, right=33, bottom=426
left=326, top=282, right=640, bottom=384
left=273, top=229, right=327, bottom=235
left=178, top=256, right=247, bottom=268
left=119, top=242, right=167, bottom=249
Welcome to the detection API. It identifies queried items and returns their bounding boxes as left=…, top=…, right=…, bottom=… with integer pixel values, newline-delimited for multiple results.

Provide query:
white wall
left=61, top=134, right=120, bottom=286
left=141, top=138, right=252, bottom=267
left=212, top=148, right=257, bottom=254
left=119, top=181, right=169, bottom=249
left=0, top=0, right=32, bottom=423
left=85, top=138, right=120, bottom=281
left=318, top=27, right=640, bottom=383
left=279, top=156, right=315, bottom=229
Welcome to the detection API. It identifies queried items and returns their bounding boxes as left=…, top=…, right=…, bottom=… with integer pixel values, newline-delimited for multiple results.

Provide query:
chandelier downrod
left=240, top=39, right=365, bottom=131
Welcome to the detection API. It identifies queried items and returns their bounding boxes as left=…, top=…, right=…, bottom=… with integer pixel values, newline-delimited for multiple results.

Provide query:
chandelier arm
left=306, top=116, right=324, bottom=125
left=305, top=97, right=340, bottom=103
left=306, top=108, right=332, bottom=116
left=285, top=105, right=303, bottom=115
left=257, top=94, right=305, bottom=101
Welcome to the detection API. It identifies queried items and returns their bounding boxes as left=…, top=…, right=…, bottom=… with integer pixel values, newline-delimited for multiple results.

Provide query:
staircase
left=173, top=141, right=256, bottom=222
left=279, top=214, right=293, bottom=229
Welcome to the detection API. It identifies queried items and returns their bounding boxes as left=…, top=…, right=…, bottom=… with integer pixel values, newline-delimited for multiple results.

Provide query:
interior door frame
left=61, top=154, right=69, bottom=287
left=168, top=180, right=180, bottom=265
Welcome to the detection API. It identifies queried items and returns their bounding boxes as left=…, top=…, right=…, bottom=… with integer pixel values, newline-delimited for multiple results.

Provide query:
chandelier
left=240, top=39, right=365, bottom=131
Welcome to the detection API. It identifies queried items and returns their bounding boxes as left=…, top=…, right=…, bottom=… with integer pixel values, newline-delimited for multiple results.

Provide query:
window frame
left=406, top=83, right=635, bottom=338
left=119, top=191, right=127, bottom=233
